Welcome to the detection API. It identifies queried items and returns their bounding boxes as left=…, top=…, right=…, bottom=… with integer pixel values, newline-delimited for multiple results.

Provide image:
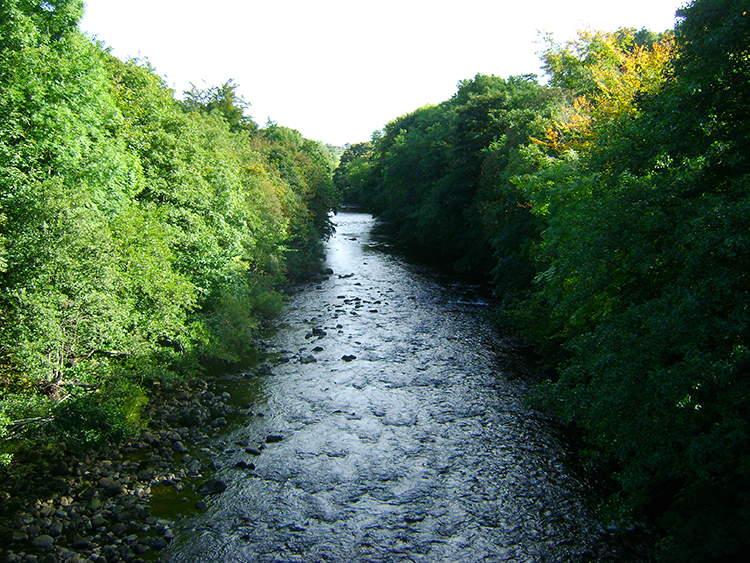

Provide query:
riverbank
left=0, top=354, right=281, bottom=563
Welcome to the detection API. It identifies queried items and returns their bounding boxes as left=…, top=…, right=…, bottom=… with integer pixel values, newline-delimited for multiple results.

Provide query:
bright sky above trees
left=80, top=0, right=687, bottom=145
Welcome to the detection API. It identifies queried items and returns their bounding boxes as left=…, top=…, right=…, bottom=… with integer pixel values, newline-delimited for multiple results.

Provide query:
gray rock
left=114, top=510, right=136, bottom=523
left=146, top=536, right=168, bottom=550
left=98, top=476, right=123, bottom=496
left=135, top=504, right=151, bottom=519
left=31, top=534, right=54, bottom=550
left=196, top=478, right=227, bottom=495
left=234, top=460, right=255, bottom=470
left=266, top=435, right=283, bottom=444
left=71, top=536, right=91, bottom=550
left=133, top=543, right=150, bottom=555
left=47, top=520, right=63, bottom=537
left=300, top=354, right=317, bottom=364
left=178, top=408, right=204, bottom=426
left=172, top=441, right=188, bottom=453
left=117, top=545, right=135, bottom=561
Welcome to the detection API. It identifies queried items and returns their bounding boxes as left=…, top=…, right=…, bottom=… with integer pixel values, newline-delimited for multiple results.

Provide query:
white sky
left=80, top=0, right=688, bottom=146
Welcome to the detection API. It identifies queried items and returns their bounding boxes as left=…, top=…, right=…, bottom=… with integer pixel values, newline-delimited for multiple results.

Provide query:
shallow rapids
left=166, top=211, right=631, bottom=563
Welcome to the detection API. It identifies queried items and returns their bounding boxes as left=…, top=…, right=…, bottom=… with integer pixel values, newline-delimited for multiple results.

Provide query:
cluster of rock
left=0, top=382, right=257, bottom=563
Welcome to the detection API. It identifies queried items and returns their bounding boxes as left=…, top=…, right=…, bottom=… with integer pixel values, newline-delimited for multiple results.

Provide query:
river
left=165, top=211, right=636, bottom=562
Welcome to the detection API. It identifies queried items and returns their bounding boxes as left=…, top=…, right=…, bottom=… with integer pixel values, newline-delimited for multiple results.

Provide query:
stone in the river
left=245, top=447, right=261, bottom=456
left=71, top=537, right=91, bottom=550
left=342, top=355, right=357, bottom=362
left=300, top=355, right=317, bottom=364
left=48, top=521, right=63, bottom=537
left=265, top=435, right=283, bottom=444
left=133, top=543, right=150, bottom=555
left=173, top=441, right=188, bottom=453
left=152, top=537, right=170, bottom=550
left=98, top=477, right=123, bottom=496
left=31, top=534, right=55, bottom=550
left=234, top=460, right=256, bottom=470
left=312, top=327, right=327, bottom=337
left=196, top=478, right=227, bottom=495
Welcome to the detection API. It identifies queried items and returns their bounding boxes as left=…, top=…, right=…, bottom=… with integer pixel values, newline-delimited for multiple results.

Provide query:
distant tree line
left=0, top=1, right=338, bottom=460
left=335, top=0, right=749, bottom=560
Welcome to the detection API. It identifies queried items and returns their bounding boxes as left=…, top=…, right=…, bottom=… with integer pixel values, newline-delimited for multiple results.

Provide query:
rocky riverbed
left=0, top=365, right=281, bottom=563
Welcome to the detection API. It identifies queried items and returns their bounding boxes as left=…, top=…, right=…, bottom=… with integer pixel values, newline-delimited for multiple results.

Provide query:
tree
left=525, top=4, right=750, bottom=560
left=182, top=79, right=258, bottom=132
left=333, top=142, right=374, bottom=205
left=260, top=124, right=339, bottom=276
left=0, top=1, right=338, bottom=461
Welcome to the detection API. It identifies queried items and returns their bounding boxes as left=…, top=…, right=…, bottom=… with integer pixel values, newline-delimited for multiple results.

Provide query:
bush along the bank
left=338, top=0, right=750, bottom=559
left=0, top=0, right=337, bottom=466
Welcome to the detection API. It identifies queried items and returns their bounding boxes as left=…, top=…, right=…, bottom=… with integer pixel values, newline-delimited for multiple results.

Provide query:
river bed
left=165, top=211, right=636, bottom=562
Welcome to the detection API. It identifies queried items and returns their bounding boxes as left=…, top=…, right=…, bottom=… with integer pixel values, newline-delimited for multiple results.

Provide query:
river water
left=166, top=211, right=633, bottom=562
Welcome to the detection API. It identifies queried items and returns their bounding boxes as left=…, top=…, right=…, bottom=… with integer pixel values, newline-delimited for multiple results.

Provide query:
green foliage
left=51, top=379, right=147, bottom=447
left=333, top=142, right=374, bottom=204
left=524, top=2, right=750, bottom=560
left=357, top=73, right=560, bottom=279
left=540, top=27, right=672, bottom=97
left=0, top=1, right=336, bottom=460
left=260, top=124, right=340, bottom=277
left=182, top=79, right=258, bottom=133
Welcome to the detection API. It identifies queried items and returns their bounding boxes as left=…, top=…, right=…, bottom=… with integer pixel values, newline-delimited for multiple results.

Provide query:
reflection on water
left=167, top=212, right=634, bottom=562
